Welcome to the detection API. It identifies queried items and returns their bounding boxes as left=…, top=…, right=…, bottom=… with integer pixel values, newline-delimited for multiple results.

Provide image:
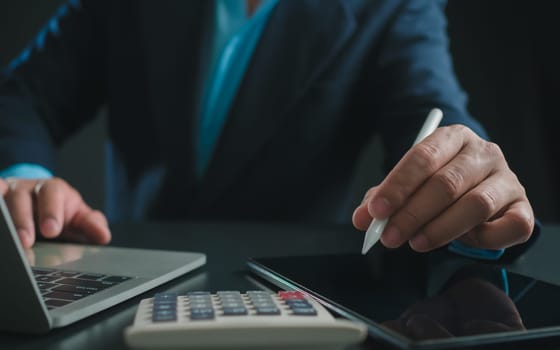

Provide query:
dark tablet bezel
left=247, top=255, right=560, bottom=350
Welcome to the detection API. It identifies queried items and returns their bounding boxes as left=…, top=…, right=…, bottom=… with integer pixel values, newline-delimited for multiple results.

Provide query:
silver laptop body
left=0, top=196, right=206, bottom=333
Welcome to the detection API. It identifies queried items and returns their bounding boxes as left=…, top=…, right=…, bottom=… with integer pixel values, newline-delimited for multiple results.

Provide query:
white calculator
left=124, top=290, right=367, bottom=349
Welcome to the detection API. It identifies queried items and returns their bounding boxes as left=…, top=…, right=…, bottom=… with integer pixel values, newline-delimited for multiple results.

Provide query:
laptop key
left=32, top=268, right=55, bottom=275
left=44, top=291, right=89, bottom=301
left=37, top=282, right=57, bottom=290
left=37, top=272, right=133, bottom=304
left=45, top=299, right=72, bottom=308
left=102, top=275, right=132, bottom=283
left=52, top=284, right=100, bottom=295
left=51, top=271, right=80, bottom=278
left=77, top=273, right=107, bottom=280
left=35, top=275, right=61, bottom=283
left=56, top=277, right=116, bottom=289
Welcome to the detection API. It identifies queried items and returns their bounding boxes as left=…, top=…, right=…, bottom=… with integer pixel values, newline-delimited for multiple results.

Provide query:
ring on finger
left=5, top=177, right=18, bottom=191
left=33, top=180, right=46, bottom=196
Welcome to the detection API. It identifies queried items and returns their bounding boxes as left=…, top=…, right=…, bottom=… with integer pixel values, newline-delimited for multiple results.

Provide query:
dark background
left=1, top=0, right=558, bottom=222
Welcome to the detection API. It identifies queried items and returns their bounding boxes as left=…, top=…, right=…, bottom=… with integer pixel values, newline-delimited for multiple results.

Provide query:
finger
left=35, top=178, right=65, bottom=239
left=63, top=203, right=111, bottom=245
left=462, top=320, right=522, bottom=335
left=405, top=314, right=454, bottom=339
left=458, top=200, right=534, bottom=250
left=0, top=179, right=8, bottom=195
left=361, top=186, right=377, bottom=205
left=352, top=186, right=379, bottom=230
left=4, top=185, right=36, bottom=248
left=352, top=205, right=373, bottom=231
left=368, top=125, right=473, bottom=220
left=408, top=170, right=526, bottom=252
left=380, top=140, right=501, bottom=248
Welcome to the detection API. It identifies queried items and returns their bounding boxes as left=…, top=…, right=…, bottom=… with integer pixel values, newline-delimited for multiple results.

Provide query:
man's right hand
left=0, top=177, right=111, bottom=249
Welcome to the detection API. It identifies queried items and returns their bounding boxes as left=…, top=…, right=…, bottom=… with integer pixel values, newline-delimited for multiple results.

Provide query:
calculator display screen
left=248, top=248, right=560, bottom=349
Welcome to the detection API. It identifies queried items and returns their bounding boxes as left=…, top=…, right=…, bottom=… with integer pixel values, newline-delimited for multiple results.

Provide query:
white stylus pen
left=361, top=108, right=443, bottom=255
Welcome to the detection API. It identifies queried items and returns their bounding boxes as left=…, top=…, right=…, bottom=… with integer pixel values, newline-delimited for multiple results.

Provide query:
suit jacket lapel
left=199, top=0, right=357, bottom=204
left=139, top=0, right=211, bottom=181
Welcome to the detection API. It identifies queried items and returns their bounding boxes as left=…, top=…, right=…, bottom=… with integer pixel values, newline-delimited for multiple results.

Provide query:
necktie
left=196, top=0, right=277, bottom=178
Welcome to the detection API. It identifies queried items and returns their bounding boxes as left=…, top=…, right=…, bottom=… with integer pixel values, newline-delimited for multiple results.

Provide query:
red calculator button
left=278, top=291, right=306, bottom=300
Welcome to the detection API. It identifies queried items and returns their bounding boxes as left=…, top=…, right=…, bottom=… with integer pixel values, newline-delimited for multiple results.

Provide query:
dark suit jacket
left=0, top=0, right=486, bottom=224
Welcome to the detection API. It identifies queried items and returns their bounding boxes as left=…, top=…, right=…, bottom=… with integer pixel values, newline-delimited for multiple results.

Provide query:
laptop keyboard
left=32, top=267, right=132, bottom=309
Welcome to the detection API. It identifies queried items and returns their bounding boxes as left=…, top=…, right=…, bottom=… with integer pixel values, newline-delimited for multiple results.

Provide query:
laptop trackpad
left=29, top=242, right=201, bottom=278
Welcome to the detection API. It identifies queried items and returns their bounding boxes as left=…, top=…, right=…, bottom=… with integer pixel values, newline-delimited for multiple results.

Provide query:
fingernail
left=409, top=234, right=429, bottom=252
left=18, top=228, right=30, bottom=239
left=352, top=207, right=360, bottom=222
left=42, top=218, right=60, bottom=236
left=369, top=197, right=392, bottom=218
left=381, top=226, right=401, bottom=247
left=17, top=229, right=31, bottom=246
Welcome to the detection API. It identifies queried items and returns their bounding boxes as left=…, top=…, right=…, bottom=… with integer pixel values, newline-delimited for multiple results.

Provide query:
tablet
left=247, top=248, right=560, bottom=349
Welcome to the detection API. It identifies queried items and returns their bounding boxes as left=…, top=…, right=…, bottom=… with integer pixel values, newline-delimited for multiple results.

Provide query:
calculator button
left=291, top=307, right=318, bottom=316
left=152, top=314, right=177, bottom=322
left=221, top=302, right=246, bottom=309
left=252, top=303, right=277, bottom=309
left=217, top=291, right=242, bottom=296
left=153, top=303, right=175, bottom=311
left=219, top=296, right=244, bottom=304
left=222, top=307, right=248, bottom=316
left=186, top=291, right=211, bottom=296
left=189, top=302, right=213, bottom=309
left=246, top=291, right=269, bottom=295
left=188, top=296, right=212, bottom=304
left=218, top=293, right=243, bottom=299
left=255, top=306, right=281, bottom=315
left=284, top=300, right=312, bottom=308
left=154, top=293, right=178, bottom=302
left=248, top=296, right=274, bottom=304
left=278, top=291, right=306, bottom=300
left=190, top=308, right=215, bottom=320
left=152, top=309, right=177, bottom=322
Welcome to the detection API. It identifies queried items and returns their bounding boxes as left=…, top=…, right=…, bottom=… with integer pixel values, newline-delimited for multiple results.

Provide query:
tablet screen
left=247, top=248, right=560, bottom=349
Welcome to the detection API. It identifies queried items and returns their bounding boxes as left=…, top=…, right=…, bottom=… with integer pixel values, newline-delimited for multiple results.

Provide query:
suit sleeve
left=370, top=0, right=540, bottom=262
left=0, top=0, right=106, bottom=171
left=371, top=0, right=486, bottom=170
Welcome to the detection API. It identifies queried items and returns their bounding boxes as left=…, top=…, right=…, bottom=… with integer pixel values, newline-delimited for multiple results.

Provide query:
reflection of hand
left=382, top=278, right=525, bottom=340
left=353, top=125, right=534, bottom=252
left=24, top=247, right=35, bottom=266
left=31, top=244, right=86, bottom=267
left=0, top=177, right=111, bottom=249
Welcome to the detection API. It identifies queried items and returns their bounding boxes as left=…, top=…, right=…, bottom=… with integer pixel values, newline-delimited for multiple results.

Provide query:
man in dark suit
left=0, top=0, right=535, bottom=260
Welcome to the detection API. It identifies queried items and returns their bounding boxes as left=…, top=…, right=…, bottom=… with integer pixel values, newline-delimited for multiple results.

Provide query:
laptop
left=0, top=196, right=206, bottom=334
